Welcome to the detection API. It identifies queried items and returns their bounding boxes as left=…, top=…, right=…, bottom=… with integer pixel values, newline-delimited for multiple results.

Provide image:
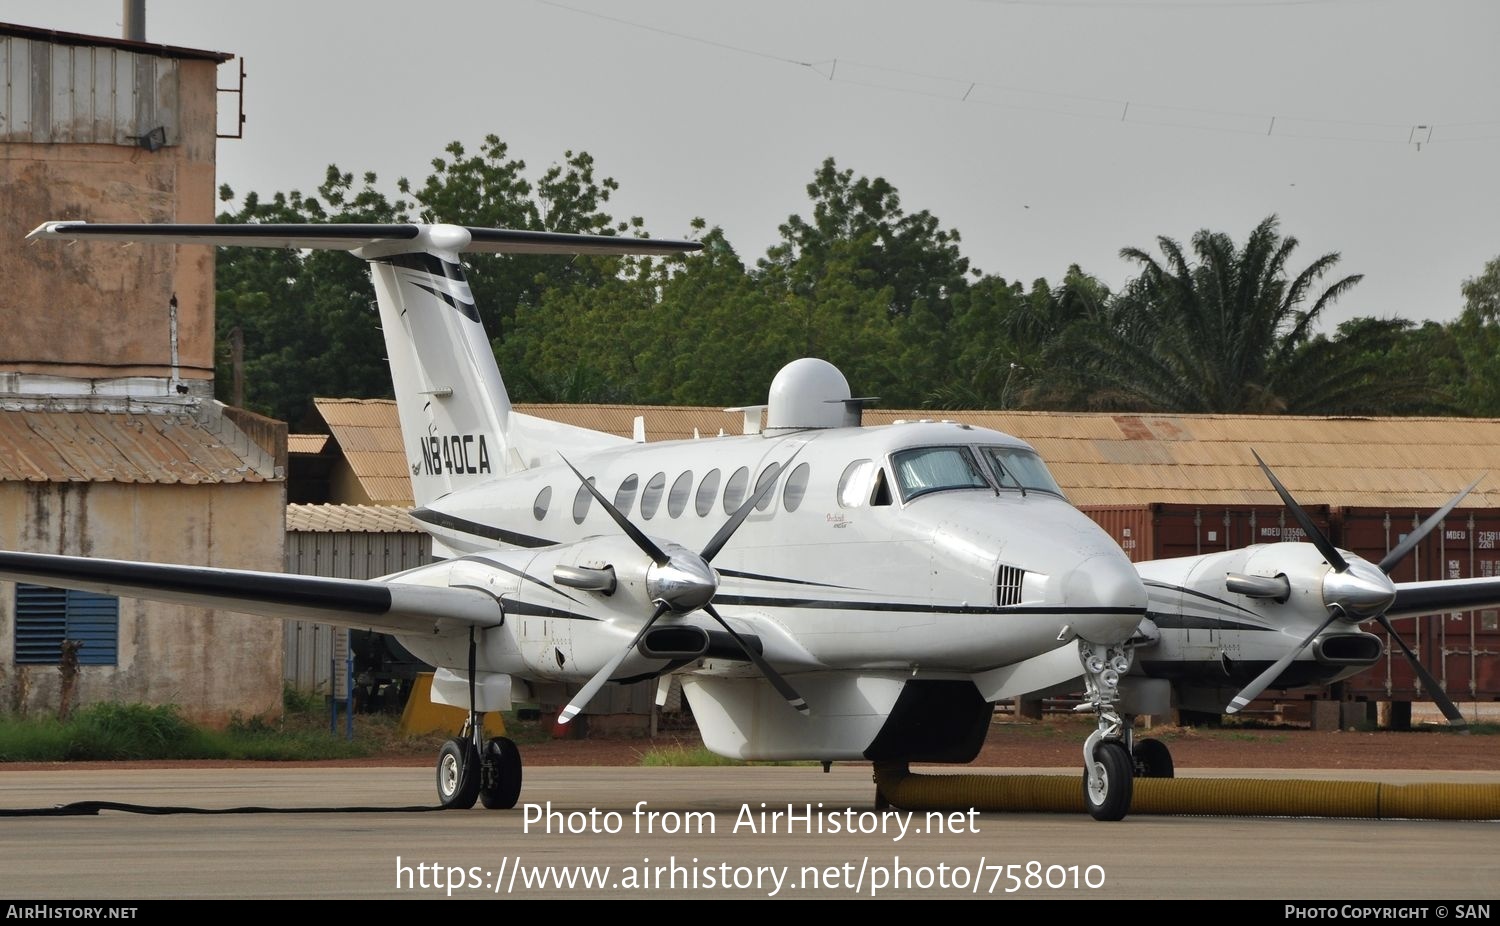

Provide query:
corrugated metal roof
left=0, top=22, right=234, bottom=62
left=0, top=408, right=279, bottom=484
left=287, top=434, right=330, bottom=455
left=307, top=398, right=1500, bottom=509
left=286, top=504, right=419, bottom=534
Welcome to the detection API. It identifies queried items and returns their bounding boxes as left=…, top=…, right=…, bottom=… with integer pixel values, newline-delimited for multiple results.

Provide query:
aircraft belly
left=683, top=673, right=908, bottom=761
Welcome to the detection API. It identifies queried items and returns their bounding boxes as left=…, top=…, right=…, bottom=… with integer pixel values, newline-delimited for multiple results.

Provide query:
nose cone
left=1061, top=552, right=1148, bottom=645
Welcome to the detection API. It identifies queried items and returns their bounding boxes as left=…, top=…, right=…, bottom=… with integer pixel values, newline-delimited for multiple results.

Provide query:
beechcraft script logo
left=413, top=434, right=492, bottom=476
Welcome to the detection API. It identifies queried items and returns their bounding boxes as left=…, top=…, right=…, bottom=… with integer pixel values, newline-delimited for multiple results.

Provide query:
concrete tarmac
left=0, top=765, right=1496, bottom=900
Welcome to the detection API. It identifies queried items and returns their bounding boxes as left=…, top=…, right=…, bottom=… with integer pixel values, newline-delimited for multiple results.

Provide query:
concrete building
left=0, top=23, right=284, bottom=725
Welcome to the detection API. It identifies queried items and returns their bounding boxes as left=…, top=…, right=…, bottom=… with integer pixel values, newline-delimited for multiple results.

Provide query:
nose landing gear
left=1078, top=639, right=1136, bottom=821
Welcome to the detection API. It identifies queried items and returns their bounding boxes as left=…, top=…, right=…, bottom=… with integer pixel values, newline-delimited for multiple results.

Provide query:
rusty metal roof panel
left=286, top=504, right=419, bottom=534
left=313, top=398, right=405, bottom=429
left=0, top=408, right=277, bottom=484
left=287, top=434, right=331, bottom=455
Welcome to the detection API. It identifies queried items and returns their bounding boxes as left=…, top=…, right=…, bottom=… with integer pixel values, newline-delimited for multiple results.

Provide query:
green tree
left=1448, top=256, right=1500, bottom=415
left=399, top=136, right=634, bottom=346
left=757, top=157, right=971, bottom=322
left=214, top=168, right=407, bottom=426
left=215, top=137, right=642, bottom=421
left=1068, top=215, right=1385, bottom=413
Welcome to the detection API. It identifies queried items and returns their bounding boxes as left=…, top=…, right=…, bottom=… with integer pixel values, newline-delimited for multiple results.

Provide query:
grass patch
left=637, top=743, right=815, bottom=768
left=0, top=700, right=373, bottom=762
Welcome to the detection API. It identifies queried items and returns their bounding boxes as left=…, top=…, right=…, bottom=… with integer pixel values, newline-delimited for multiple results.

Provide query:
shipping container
left=1335, top=506, right=1500, bottom=704
left=1081, top=503, right=1333, bottom=563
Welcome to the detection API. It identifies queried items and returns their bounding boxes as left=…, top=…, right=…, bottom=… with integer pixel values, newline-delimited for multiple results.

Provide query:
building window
left=14, top=584, right=119, bottom=666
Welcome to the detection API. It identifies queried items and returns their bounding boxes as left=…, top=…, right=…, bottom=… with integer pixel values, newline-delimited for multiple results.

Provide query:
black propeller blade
left=559, top=603, right=670, bottom=723
left=559, top=455, right=670, bottom=566
left=1377, top=476, right=1481, bottom=574
left=558, top=452, right=809, bottom=722
left=704, top=603, right=809, bottom=714
left=1250, top=450, right=1347, bottom=572
left=1227, top=612, right=1341, bottom=715
left=1375, top=613, right=1467, bottom=727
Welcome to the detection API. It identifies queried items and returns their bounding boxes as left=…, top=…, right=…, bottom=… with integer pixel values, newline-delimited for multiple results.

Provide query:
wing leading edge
left=0, top=550, right=501, bottom=637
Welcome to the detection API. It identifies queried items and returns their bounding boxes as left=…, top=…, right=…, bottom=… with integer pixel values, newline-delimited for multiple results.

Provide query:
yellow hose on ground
left=872, top=768, right=1500, bottom=820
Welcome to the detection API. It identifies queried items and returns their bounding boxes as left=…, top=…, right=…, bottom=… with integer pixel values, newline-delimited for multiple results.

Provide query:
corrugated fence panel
left=283, top=529, right=432, bottom=692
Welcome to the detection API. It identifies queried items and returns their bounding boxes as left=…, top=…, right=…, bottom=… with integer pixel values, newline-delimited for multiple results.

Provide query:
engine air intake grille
left=996, top=564, right=1026, bottom=606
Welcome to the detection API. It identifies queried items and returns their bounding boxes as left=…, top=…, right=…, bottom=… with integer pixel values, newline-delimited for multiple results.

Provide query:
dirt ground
left=3, top=717, right=1493, bottom=773
left=510, top=719, right=1500, bottom=770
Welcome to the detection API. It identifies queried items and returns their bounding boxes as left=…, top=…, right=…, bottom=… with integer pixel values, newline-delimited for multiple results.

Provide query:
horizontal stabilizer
left=0, top=550, right=502, bottom=636
left=27, top=222, right=702, bottom=257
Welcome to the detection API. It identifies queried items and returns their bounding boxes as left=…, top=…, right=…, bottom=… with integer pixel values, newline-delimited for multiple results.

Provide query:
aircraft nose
left=1059, top=552, right=1148, bottom=645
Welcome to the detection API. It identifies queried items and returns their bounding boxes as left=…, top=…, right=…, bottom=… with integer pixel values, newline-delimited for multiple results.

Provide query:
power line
left=533, top=0, right=1498, bottom=148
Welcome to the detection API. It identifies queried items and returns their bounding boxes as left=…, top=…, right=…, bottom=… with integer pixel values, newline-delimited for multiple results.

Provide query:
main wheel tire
left=479, top=736, right=524, bottom=810
left=1082, top=740, right=1133, bottom=821
left=437, top=738, right=481, bottom=809
left=1133, top=737, right=1175, bottom=779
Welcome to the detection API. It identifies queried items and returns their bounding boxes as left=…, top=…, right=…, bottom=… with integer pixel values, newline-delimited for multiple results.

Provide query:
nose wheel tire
left=1082, top=740, right=1133, bottom=821
left=480, top=736, right=524, bottom=809
left=1132, top=737, right=1175, bottom=779
left=437, top=738, right=481, bottom=809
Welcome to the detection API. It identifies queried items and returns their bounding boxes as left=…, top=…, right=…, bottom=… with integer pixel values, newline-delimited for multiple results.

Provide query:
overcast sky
left=9, top=0, right=1499, bottom=329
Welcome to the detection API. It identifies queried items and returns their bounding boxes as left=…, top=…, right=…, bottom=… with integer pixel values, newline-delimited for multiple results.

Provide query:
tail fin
left=29, top=221, right=700, bottom=505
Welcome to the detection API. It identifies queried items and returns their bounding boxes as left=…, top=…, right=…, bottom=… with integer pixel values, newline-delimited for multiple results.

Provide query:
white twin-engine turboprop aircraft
left=11, top=220, right=1500, bottom=823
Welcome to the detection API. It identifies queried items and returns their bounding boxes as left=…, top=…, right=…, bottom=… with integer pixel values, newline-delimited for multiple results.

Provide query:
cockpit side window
left=890, top=447, right=989, bottom=502
left=837, top=460, right=873, bottom=508
left=980, top=445, right=1066, bottom=498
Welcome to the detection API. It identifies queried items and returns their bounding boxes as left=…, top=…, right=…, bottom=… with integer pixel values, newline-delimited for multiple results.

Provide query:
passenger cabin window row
left=531, top=442, right=1057, bottom=524
left=535, top=461, right=814, bottom=524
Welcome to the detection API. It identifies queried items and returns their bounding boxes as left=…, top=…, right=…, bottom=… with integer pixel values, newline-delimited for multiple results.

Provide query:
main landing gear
left=435, top=718, right=524, bottom=810
left=436, top=626, right=524, bottom=810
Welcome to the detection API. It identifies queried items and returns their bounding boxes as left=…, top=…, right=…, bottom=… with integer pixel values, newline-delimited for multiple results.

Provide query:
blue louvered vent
left=14, top=584, right=118, bottom=665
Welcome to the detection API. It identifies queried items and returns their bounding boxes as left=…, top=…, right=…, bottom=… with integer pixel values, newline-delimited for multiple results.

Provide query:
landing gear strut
left=435, top=626, right=524, bottom=810
left=1078, top=639, right=1135, bottom=821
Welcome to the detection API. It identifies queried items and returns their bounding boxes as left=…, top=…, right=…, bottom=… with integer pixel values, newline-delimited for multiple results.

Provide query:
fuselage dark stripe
left=502, top=599, right=599, bottom=621
left=716, top=567, right=854, bottom=589
left=715, top=594, right=1144, bottom=616
left=410, top=509, right=555, bottom=549
left=1147, top=611, right=1273, bottom=632
left=455, top=554, right=578, bottom=604
left=1144, top=579, right=1261, bottom=617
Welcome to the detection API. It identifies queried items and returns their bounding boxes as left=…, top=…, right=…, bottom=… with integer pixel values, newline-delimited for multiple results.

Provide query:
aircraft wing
left=1387, top=576, right=1500, bottom=620
left=26, top=222, right=701, bottom=256
left=0, top=550, right=502, bottom=637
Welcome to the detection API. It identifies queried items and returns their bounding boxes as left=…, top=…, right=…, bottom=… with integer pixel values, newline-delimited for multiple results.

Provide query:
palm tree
left=1072, top=215, right=1385, bottom=413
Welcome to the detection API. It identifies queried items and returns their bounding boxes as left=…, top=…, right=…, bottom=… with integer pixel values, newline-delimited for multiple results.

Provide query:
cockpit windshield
left=891, top=447, right=990, bottom=501
left=980, top=445, right=1065, bottom=497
